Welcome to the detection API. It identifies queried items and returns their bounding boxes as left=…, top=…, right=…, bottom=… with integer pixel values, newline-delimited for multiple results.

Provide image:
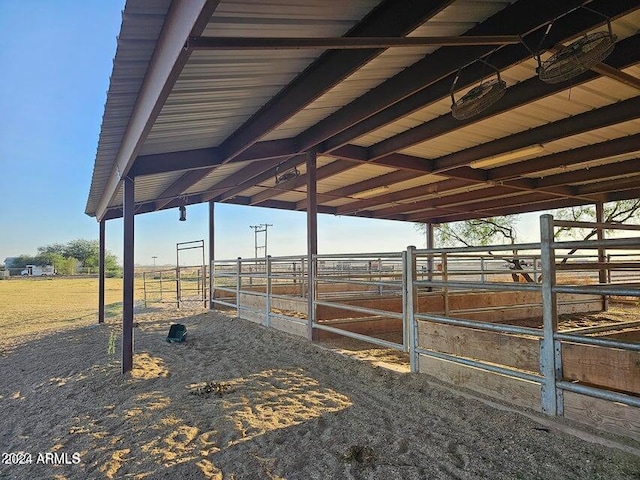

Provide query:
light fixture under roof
left=470, top=145, right=545, bottom=169
left=352, top=185, right=390, bottom=199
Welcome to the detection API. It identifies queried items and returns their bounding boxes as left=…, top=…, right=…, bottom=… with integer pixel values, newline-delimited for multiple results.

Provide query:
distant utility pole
left=249, top=224, right=273, bottom=258
left=151, top=256, right=157, bottom=267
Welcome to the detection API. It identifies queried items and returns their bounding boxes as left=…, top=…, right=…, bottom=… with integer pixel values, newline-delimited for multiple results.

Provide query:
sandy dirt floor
left=1, top=307, right=639, bottom=479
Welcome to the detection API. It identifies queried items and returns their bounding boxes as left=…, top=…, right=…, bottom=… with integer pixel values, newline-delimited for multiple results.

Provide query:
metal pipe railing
left=211, top=226, right=639, bottom=423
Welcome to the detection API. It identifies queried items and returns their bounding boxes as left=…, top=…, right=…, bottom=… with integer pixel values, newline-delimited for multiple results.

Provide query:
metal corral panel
left=263, top=0, right=516, bottom=141
left=86, top=0, right=172, bottom=215
left=138, top=0, right=382, bottom=156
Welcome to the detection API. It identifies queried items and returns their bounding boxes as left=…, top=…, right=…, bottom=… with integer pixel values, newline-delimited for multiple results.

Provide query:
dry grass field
left=0, top=277, right=143, bottom=343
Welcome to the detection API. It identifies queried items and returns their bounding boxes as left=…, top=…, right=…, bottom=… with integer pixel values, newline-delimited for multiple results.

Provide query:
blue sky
left=0, top=1, right=542, bottom=267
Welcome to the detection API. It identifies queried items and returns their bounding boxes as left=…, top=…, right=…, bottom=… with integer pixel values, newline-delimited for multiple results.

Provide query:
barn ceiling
left=87, top=0, right=640, bottom=225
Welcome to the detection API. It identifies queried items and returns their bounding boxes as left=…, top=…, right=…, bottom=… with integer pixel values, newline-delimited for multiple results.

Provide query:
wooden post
left=306, top=150, right=318, bottom=341
left=122, top=175, right=135, bottom=374
left=98, top=218, right=106, bottom=324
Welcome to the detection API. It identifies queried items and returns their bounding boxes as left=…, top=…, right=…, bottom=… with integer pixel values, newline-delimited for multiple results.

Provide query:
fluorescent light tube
left=352, top=185, right=390, bottom=199
left=470, top=144, right=545, bottom=169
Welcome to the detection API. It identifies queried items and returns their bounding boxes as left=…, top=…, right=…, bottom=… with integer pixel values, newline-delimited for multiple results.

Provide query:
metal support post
left=306, top=150, right=318, bottom=341
left=441, top=253, right=449, bottom=316
left=266, top=255, right=272, bottom=327
left=595, top=202, right=608, bottom=311
left=176, top=266, right=181, bottom=308
left=554, top=339, right=564, bottom=415
left=143, top=272, right=147, bottom=308
left=300, top=257, right=305, bottom=298
left=540, top=214, right=559, bottom=415
left=122, top=175, right=135, bottom=374
left=98, top=218, right=106, bottom=324
left=426, top=223, right=434, bottom=291
left=405, top=246, right=418, bottom=373
left=236, top=257, right=241, bottom=316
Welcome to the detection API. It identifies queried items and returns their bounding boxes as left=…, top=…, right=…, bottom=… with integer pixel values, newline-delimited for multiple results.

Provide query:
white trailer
left=21, top=265, right=55, bottom=276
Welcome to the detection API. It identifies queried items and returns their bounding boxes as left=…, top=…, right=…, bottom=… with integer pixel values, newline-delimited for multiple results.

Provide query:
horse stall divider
left=208, top=215, right=639, bottom=439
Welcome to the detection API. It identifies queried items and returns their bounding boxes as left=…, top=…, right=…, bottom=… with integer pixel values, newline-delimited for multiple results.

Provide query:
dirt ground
left=1, top=304, right=639, bottom=479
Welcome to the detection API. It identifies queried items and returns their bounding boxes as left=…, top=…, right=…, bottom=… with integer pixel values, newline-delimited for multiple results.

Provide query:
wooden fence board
left=418, top=321, right=540, bottom=372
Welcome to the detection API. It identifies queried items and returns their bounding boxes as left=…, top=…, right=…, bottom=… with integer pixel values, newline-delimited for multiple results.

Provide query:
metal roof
left=87, top=0, right=640, bottom=225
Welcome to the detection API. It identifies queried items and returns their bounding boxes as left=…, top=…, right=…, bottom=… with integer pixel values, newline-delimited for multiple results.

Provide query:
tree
left=418, top=216, right=532, bottom=281
left=415, top=200, right=640, bottom=282
left=551, top=199, right=640, bottom=267
left=553, top=199, right=640, bottom=240
left=434, top=216, right=518, bottom=247
left=12, top=239, right=121, bottom=276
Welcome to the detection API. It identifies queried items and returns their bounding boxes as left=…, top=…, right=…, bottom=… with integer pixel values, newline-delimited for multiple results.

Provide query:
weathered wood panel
left=418, top=321, right=540, bottom=372
left=313, top=317, right=402, bottom=340
left=418, top=355, right=541, bottom=412
left=240, top=309, right=265, bottom=325
left=271, top=316, right=307, bottom=338
left=601, top=329, right=640, bottom=342
left=562, top=343, right=640, bottom=394
left=564, top=391, right=640, bottom=441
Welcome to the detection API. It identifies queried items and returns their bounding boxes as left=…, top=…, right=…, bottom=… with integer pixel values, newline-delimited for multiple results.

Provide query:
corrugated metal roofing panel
left=267, top=191, right=307, bottom=203
left=89, top=1, right=640, bottom=223
left=400, top=73, right=640, bottom=160
left=535, top=120, right=640, bottom=154
left=352, top=59, right=537, bottom=148
left=139, top=0, right=382, bottom=156
left=262, top=0, right=516, bottom=141
left=523, top=151, right=640, bottom=179
left=349, top=8, right=640, bottom=149
left=204, top=0, right=381, bottom=37
left=87, top=0, right=172, bottom=216
left=315, top=164, right=395, bottom=191
left=133, top=172, right=188, bottom=203
left=183, top=162, right=249, bottom=194
left=140, top=49, right=325, bottom=155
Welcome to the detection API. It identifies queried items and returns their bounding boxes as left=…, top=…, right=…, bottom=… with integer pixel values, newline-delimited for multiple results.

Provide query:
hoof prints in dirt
left=341, top=445, right=377, bottom=466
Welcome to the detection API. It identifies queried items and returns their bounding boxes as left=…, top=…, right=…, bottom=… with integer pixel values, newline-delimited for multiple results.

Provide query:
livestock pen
left=211, top=216, right=640, bottom=440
